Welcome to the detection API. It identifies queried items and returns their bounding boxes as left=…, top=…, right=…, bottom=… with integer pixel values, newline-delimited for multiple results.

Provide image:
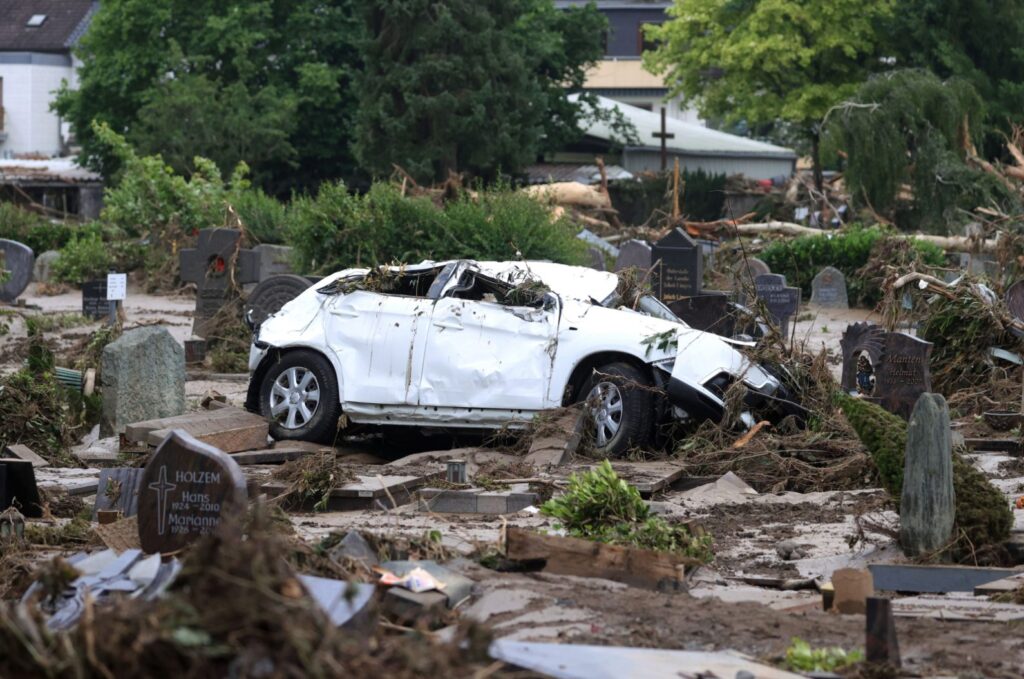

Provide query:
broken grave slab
left=4, top=444, right=49, bottom=468
left=380, top=559, right=473, bottom=609
left=123, top=407, right=268, bottom=454
left=297, top=574, right=377, bottom=633
left=890, top=593, right=1024, bottom=621
left=868, top=563, right=1016, bottom=594
left=524, top=407, right=585, bottom=468
left=260, top=473, right=440, bottom=511
left=418, top=487, right=538, bottom=514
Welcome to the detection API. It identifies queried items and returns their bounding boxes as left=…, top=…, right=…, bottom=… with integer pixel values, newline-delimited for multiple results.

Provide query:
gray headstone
left=840, top=322, right=886, bottom=394
left=93, top=467, right=145, bottom=519
left=900, top=393, right=955, bottom=557
left=243, top=274, right=313, bottom=327
left=253, top=244, right=294, bottom=282
left=874, top=332, right=933, bottom=419
left=179, top=228, right=259, bottom=337
left=810, top=266, right=849, bottom=309
left=651, top=228, right=702, bottom=302
left=753, top=273, right=800, bottom=336
left=0, top=239, right=35, bottom=302
left=1005, top=280, right=1024, bottom=322
left=137, top=429, right=247, bottom=554
left=32, top=250, right=60, bottom=284
left=732, top=257, right=770, bottom=304
left=613, top=239, right=652, bottom=272
left=587, top=247, right=606, bottom=271
left=100, top=326, right=185, bottom=436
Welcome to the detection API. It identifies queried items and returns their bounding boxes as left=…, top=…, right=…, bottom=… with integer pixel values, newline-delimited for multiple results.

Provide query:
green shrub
left=838, top=394, right=1013, bottom=557
left=541, top=460, right=713, bottom=560
left=286, top=181, right=586, bottom=274
left=760, top=225, right=946, bottom=306
left=0, top=202, right=78, bottom=253
left=784, top=638, right=863, bottom=672
left=234, top=188, right=287, bottom=244
left=608, top=169, right=726, bottom=225
left=52, top=231, right=113, bottom=284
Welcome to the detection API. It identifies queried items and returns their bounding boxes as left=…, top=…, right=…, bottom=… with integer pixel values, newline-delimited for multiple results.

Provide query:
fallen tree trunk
left=730, top=222, right=1000, bottom=252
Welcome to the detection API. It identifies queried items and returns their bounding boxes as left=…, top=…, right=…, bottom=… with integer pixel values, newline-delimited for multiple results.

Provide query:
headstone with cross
left=179, top=228, right=259, bottom=337
left=753, top=273, right=801, bottom=336
left=137, top=429, right=247, bottom=554
left=652, top=107, right=675, bottom=172
left=651, top=227, right=702, bottom=302
left=0, top=239, right=34, bottom=303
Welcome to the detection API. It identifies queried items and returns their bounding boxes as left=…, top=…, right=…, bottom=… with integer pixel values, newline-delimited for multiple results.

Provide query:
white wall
left=0, top=54, right=75, bottom=158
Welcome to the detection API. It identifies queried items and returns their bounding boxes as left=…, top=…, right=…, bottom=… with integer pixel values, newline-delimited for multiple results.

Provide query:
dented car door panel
left=419, top=297, right=558, bottom=410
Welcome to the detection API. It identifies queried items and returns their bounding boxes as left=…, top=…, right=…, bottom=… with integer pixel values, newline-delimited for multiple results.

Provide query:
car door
left=323, top=289, right=431, bottom=405
left=418, top=272, right=560, bottom=410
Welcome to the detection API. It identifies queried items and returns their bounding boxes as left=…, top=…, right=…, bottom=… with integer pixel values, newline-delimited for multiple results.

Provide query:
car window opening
left=449, top=271, right=550, bottom=308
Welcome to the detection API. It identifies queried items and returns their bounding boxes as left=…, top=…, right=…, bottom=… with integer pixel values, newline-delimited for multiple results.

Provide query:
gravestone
left=613, top=239, right=652, bottom=272
left=0, top=459, right=42, bottom=518
left=810, top=266, right=849, bottom=309
left=840, top=322, right=886, bottom=394
left=667, top=293, right=733, bottom=336
left=137, top=429, right=247, bottom=554
left=900, top=393, right=955, bottom=557
left=179, top=228, right=259, bottom=337
left=651, top=228, right=702, bottom=302
left=100, top=326, right=185, bottom=436
left=0, top=239, right=34, bottom=303
left=753, top=273, right=800, bottom=335
left=732, top=257, right=770, bottom=304
left=244, top=274, right=314, bottom=327
left=253, top=244, right=294, bottom=282
left=81, top=280, right=108, bottom=320
left=93, top=467, right=145, bottom=519
left=587, top=247, right=606, bottom=272
left=873, top=332, right=933, bottom=419
left=1005, top=280, right=1024, bottom=322
left=32, top=250, right=60, bottom=284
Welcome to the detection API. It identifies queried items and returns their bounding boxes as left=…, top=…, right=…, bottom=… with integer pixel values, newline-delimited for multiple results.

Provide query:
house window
left=26, top=15, right=47, bottom=27
left=638, top=22, right=663, bottom=53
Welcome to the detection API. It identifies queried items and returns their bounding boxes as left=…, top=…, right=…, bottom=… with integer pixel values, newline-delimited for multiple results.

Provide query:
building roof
left=571, top=94, right=797, bottom=160
left=585, top=59, right=665, bottom=90
left=0, top=157, right=101, bottom=185
left=0, top=1, right=98, bottom=53
left=523, top=163, right=633, bottom=185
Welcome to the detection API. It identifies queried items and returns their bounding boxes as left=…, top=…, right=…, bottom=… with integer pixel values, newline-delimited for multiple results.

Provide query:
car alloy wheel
left=586, top=381, right=624, bottom=447
left=268, top=366, right=321, bottom=430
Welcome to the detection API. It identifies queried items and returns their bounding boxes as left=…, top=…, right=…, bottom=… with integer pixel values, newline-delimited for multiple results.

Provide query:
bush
left=287, top=182, right=586, bottom=273
left=608, top=169, right=727, bottom=225
left=52, top=231, right=112, bottom=285
left=760, top=224, right=946, bottom=306
left=0, top=203, right=77, bottom=253
left=234, top=188, right=288, bottom=244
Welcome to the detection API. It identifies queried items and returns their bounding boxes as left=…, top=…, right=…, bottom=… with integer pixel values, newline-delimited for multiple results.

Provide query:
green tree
left=645, top=0, right=894, bottom=191
left=353, top=0, right=608, bottom=183
left=888, top=0, right=1024, bottom=151
left=53, top=0, right=360, bottom=194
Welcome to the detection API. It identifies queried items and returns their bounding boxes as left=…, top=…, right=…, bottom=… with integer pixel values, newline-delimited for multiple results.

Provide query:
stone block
left=418, top=489, right=480, bottom=513
left=100, top=326, right=185, bottom=436
left=32, top=250, right=60, bottom=284
left=507, top=492, right=539, bottom=512
left=254, top=244, right=294, bottom=281
left=900, top=393, right=955, bottom=556
left=476, top=493, right=509, bottom=515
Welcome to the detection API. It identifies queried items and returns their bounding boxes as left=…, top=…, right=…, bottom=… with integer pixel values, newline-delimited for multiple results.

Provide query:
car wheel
left=259, top=350, right=341, bottom=444
left=577, top=361, right=653, bottom=458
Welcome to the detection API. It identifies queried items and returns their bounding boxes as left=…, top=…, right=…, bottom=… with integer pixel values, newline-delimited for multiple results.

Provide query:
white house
left=0, top=1, right=97, bottom=159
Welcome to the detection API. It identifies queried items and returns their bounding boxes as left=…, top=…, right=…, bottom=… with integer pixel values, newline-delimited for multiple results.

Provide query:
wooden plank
left=504, top=526, right=698, bottom=591
left=4, top=444, right=49, bottom=468
left=124, top=407, right=251, bottom=444
left=149, top=422, right=268, bottom=454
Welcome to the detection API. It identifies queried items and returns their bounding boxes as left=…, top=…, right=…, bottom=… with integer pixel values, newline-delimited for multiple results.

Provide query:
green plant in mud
left=541, top=460, right=712, bottom=560
left=783, top=637, right=863, bottom=672
left=838, top=394, right=1013, bottom=559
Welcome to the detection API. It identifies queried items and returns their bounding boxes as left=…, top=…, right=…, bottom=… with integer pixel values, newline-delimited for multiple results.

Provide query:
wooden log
left=504, top=526, right=698, bottom=591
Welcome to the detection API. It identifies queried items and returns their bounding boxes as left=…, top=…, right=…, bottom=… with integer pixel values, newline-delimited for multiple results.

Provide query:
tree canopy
left=352, top=0, right=608, bottom=183
left=54, top=0, right=361, bottom=195
left=645, top=0, right=894, bottom=188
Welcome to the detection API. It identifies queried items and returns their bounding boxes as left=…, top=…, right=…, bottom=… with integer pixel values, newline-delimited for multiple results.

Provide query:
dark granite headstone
left=179, top=229, right=259, bottom=337
left=0, top=239, right=35, bottom=303
left=753, top=273, right=800, bottom=335
left=137, top=429, right=247, bottom=554
left=651, top=228, right=702, bottom=302
left=1005, top=280, right=1024, bottom=322
left=840, top=322, right=886, bottom=394
left=873, top=332, right=933, bottom=419
left=667, top=292, right=732, bottom=336
left=93, top=467, right=145, bottom=519
left=0, top=458, right=42, bottom=518
left=613, top=239, right=652, bottom=272
left=810, top=266, right=849, bottom=309
left=244, top=274, right=313, bottom=327
left=81, top=279, right=108, bottom=320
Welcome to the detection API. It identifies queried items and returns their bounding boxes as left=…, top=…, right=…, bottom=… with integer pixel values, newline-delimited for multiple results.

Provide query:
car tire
left=576, top=361, right=653, bottom=458
left=259, top=350, right=342, bottom=444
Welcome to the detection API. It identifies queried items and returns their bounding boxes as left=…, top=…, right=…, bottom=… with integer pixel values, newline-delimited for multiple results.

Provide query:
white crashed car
left=244, top=259, right=790, bottom=457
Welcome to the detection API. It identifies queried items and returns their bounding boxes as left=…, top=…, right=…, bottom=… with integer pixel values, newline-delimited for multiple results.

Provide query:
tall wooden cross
left=652, top=107, right=675, bottom=171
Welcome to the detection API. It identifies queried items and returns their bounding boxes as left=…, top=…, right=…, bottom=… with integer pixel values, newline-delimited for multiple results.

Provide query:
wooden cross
left=651, top=107, right=675, bottom=171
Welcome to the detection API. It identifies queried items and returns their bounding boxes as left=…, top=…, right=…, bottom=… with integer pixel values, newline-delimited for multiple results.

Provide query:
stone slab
left=4, top=444, right=48, bottom=468
left=868, top=564, right=1016, bottom=593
